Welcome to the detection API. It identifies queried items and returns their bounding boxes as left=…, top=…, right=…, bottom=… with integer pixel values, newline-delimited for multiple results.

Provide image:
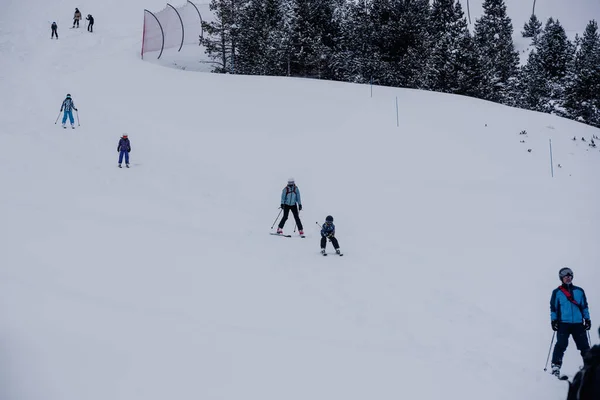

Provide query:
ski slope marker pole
left=549, top=139, right=554, bottom=177
left=396, top=96, right=399, bottom=127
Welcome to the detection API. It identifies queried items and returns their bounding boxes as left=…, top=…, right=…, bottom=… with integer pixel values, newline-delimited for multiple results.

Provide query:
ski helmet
left=287, top=177, right=295, bottom=184
left=559, top=267, right=573, bottom=280
left=325, top=215, right=334, bottom=223
left=66, top=94, right=71, bottom=98
left=122, top=134, right=128, bottom=138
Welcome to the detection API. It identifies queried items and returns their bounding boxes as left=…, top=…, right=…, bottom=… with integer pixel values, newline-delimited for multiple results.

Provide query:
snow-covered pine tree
left=426, top=0, right=458, bottom=91
left=329, top=0, right=377, bottom=83
left=522, top=13, right=542, bottom=45
left=369, top=0, right=430, bottom=88
left=200, top=0, right=245, bottom=73
left=235, top=0, right=287, bottom=75
left=532, top=18, right=575, bottom=113
left=426, top=0, right=479, bottom=95
left=536, top=19, right=573, bottom=80
left=513, top=50, right=552, bottom=112
left=451, top=1, right=486, bottom=97
left=473, top=0, right=519, bottom=103
left=563, top=20, right=600, bottom=127
left=282, top=0, right=342, bottom=79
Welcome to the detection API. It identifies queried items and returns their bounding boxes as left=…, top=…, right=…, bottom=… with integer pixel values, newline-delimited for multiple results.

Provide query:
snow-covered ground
left=1, top=0, right=599, bottom=400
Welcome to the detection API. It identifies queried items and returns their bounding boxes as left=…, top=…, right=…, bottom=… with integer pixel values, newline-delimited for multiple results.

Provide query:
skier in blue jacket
left=276, top=178, right=303, bottom=235
left=320, top=215, right=341, bottom=255
left=550, top=267, right=591, bottom=378
left=117, top=134, right=131, bottom=168
left=60, top=94, right=78, bottom=128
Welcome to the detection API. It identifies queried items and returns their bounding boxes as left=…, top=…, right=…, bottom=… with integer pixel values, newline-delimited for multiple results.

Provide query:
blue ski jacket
left=281, top=184, right=301, bottom=206
left=117, top=138, right=131, bottom=152
left=61, top=98, right=77, bottom=112
left=550, top=284, right=590, bottom=323
left=321, top=222, right=335, bottom=238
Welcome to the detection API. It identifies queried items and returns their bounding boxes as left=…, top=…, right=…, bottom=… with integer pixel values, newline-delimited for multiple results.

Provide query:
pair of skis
left=270, top=233, right=304, bottom=238
left=270, top=233, right=343, bottom=256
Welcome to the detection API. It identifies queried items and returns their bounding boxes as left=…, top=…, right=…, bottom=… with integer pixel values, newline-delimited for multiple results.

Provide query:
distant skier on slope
left=550, top=267, right=591, bottom=378
left=320, top=215, right=341, bottom=256
left=73, top=8, right=82, bottom=28
left=86, top=14, right=94, bottom=32
left=117, top=134, right=131, bottom=168
left=51, top=22, right=58, bottom=39
left=60, top=94, right=78, bottom=129
left=276, top=177, right=303, bottom=236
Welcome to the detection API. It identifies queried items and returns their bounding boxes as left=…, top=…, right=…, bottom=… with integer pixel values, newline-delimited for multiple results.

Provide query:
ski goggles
left=559, top=268, right=573, bottom=278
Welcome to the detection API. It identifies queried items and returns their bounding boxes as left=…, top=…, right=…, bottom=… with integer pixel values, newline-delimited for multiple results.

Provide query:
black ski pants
left=73, top=19, right=79, bottom=28
left=552, top=322, right=590, bottom=365
left=278, top=204, right=303, bottom=231
left=321, top=236, right=339, bottom=250
left=88, top=22, right=93, bottom=32
left=51, top=28, right=58, bottom=38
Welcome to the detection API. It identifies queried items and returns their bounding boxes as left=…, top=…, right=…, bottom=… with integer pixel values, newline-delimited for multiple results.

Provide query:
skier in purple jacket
left=117, top=134, right=131, bottom=168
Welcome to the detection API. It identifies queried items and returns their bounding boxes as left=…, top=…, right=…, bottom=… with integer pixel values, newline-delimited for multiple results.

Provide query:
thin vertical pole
left=466, top=0, right=471, bottom=24
left=396, top=97, right=399, bottom=127
left=370, top=76, right=373, bottom=98
left=549, top=139, right=554, bottom=177
left=141, top=13, right=146, bottom=59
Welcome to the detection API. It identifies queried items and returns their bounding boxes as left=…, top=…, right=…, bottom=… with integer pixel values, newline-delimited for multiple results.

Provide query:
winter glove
left=584, top=319, right=591, bottom=330
left=280, top=204, right=284, bottom=209
left=551, top=320, right=559, bottom=331
left=74, top=108, right=78, bottom=111
left=299, top=204, right=302, bottom=211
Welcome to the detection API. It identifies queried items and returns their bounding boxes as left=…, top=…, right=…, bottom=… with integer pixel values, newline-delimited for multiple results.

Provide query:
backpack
left=285, top=185, right=296, bottom=195
left=567, top=344, right=600, bottom=400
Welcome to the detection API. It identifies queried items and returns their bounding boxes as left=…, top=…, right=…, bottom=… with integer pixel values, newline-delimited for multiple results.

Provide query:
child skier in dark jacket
left=117, top=134, right=131, bottom=168
left=320, top=215, right=342, bottom=256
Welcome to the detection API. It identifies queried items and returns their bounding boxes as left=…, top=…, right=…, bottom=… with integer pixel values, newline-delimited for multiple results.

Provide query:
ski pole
left=543, top=332, right=556, bottom=371
left=315, top=222, right=331, bottom=242
left=54, top=111, right=61, bottom=124
left=76, top=110, right=80, bottom=126
left=271, top=208, right=282, bottom=230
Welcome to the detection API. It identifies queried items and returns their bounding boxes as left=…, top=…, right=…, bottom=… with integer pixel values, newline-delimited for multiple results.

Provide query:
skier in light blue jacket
left=60, top=94, right=78, bottom=129
left=549, top=267, right=591, bottom=378
left=276, top=177, right=303, bottom=236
